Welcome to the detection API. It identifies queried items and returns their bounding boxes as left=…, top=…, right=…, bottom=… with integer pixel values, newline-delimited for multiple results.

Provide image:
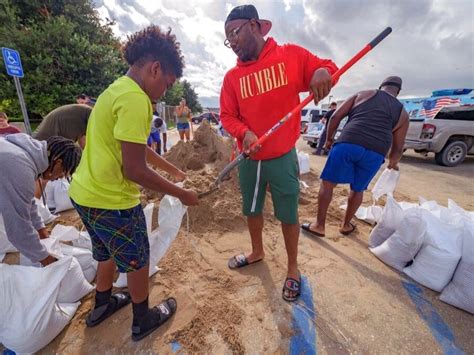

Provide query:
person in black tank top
left=301, top=76, right=409, bottom=238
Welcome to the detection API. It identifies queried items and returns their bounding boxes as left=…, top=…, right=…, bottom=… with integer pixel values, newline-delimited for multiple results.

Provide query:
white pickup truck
left=405, top=105, right=474, bottom=166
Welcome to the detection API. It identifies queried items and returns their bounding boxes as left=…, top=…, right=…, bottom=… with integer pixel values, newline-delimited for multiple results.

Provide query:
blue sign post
left=2, top=47, right=31, bottom=135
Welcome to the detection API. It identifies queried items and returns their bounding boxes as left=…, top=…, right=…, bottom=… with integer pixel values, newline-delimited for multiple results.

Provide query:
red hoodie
left=220, top=38, right=338, bottom=160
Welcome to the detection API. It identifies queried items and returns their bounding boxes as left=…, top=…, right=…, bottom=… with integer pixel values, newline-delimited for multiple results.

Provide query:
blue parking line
left=290, top=275, right=317, bottom=355
left=402, top=281, right=465, bottom=355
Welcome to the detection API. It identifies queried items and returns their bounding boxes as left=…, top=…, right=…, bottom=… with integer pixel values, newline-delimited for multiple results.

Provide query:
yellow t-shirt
left=69, top=76, right=152, bottom=209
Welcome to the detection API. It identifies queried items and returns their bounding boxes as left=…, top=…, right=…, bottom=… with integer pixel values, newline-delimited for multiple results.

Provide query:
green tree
left=0, top=0, right=126, bottom=119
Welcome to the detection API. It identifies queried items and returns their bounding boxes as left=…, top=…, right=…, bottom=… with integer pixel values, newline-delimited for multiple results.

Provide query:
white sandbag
left=448, top=199, right=474, bottom=221
left=72, top=231, right=93, bottom=251
left=0, top=214, right=17, bottom=254
left=297, top=151, right=310, bottom=175
left=143, top=202, right=154, bottom=236
left=370, top=208, right=426, bottom=271
left=368, top=197, right=404, bottom=248
left=44, top=180, right=56, bottom=209
left=403, top=210, right=463, bottom=292
left=0, top=258, right=79, bottom=354
left=52, top=178, right=74, bottom=212
left=355, top=205, right=383, bottom=225
left=60, top=244, right=97, bottom=283
left=57, top=257, right=94, bottom=303
left=114, top=195, right=187, bottom=288
left=20, top=237, right=63, bottom=267
left=371, top=168, right=400, bottom=201
left=51, top=224, right=80, bottom=242
left=399, top=201, right=419, bottom=210
left=19, top=238, right=94, bottom=302
left=35, top=197, right=58, bottom=224
left=440, top=220, right=474, bottom=314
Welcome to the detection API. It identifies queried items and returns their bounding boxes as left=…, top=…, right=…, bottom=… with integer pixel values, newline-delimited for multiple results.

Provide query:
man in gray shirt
left=33, top=104, right=92, bottom=148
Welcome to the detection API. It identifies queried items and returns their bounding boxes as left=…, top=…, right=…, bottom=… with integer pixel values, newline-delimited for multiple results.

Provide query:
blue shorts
left=71, top=200, right=150, bottom=273
left=177, top=122, right=190, bottom=131
left=321, top=142, right=384, bottom=192
left=147, top=132, right=161, bottom=145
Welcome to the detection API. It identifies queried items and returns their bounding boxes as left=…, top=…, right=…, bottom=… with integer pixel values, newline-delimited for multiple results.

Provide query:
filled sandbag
left=51, top=224, right=80, bottom=242
left=72, top=231, right=93, bottom=251
left=34, top=197, right=58, bottom=224
left=403, top=210, right=463, bottom=292
left=368, top=197, right=404, bottom=248
left=371, top=168, right=400, bottom=202
left=440, top=219, right=474, bottom=314
left=297, top=151, right=310, bottom=175
left=56, top=257, right=94, bottom=303
left=370, top=208, right=426, bottom=271
left=19, top=238, right=94, bottom=302
left=0, top=258, right=79, bottom=354
left=355, top=205, right=383, bottom=225
left=114, top=195, right=187, bottom=288
left=49, top=178, right=74, bottom=213
left=60, top=244, right=97, bottom=283
left=143, top=202, right=154, bottom=237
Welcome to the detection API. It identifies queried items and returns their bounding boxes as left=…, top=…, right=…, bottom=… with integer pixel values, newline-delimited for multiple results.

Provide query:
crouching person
left=0, top=134, right=81, bottom=265
left=68, top=25, right=199, bottom=341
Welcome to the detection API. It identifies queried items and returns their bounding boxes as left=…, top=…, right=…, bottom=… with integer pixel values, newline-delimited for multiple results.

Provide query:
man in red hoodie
left=220, top=4, right=338, bottom=302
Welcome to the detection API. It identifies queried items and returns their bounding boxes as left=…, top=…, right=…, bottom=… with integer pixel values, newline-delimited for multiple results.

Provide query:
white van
left=300, top=107, right=327, bottom=133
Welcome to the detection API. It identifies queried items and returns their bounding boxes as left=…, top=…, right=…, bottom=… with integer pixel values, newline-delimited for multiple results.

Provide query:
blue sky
left=93, top=0, right=474, bottom=107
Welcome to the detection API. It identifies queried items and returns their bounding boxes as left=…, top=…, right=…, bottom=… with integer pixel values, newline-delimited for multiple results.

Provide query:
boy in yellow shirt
left=69, top=26, right=199, bottom=341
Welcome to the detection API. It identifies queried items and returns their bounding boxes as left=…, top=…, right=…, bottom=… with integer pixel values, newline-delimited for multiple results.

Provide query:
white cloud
left=93, top=0, right=474, bottom=108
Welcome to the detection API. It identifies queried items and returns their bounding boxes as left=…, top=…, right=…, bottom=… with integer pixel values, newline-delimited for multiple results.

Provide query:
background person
left=302, top=76, right=409, bottom=238
left=0, top=134, right=81, bottom=266
left=314, top=101, right=337, bottom=155
left=220, top=4, right=338, bottom=302
left=147, top=102, right=168, bottom=155
left=0, top=112, right=21, bottom=135
left=33, top=104, right=92, bottom=149
left=175, top=98, right=192, bottom=141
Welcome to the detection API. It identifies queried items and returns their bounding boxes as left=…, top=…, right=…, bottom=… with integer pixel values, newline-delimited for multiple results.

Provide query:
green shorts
left=238, top=148, right=300, bottom=224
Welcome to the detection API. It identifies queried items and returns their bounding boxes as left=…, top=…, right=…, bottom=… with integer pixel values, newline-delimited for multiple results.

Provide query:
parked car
left=191, top=112, right=220, bottom=124
left=300, top=108, right=326, bottom=133
left=404, top=105, right=474, bottom=166
left=302, top=117, right=347, bottom=147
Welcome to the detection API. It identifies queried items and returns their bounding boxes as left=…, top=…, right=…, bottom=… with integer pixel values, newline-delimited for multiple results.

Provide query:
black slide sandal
left=131, top=298, right=177, bottom=342
left=86, top=292, right=131, bottom=327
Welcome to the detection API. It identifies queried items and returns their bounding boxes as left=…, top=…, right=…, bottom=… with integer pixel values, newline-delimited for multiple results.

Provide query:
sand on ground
left=3, top=121, right=473, bottom=354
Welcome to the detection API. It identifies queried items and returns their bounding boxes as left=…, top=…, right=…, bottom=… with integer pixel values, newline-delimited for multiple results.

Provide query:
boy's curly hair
left=123, top=25, right=184, bottom=78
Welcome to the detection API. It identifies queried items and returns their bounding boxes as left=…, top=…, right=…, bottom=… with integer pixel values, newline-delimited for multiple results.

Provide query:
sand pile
left=159, top=122, right=245, bottom=233
left=166, top=121, right=233, bottom=172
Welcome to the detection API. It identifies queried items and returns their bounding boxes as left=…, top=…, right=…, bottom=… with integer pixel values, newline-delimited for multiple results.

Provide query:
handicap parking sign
left=2, top=47, right=24, bottom=77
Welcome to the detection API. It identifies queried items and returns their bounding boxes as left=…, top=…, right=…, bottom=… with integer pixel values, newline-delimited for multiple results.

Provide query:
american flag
left=419, top=97, right=461, bottom=118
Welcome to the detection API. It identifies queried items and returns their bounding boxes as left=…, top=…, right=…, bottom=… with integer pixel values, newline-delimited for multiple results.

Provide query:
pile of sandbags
left=0, top=255, right=93, bottom=353
left=20, top=224, right=98, bottom=283
left=369, top=197, right=473, bottom=314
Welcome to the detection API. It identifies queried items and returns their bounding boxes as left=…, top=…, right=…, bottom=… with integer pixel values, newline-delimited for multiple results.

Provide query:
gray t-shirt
left=33, top=104, right=92, bottom=142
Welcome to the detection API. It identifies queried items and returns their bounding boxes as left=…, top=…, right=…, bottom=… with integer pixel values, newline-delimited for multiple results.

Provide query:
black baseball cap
left=225, top=4, right=272, bottom=36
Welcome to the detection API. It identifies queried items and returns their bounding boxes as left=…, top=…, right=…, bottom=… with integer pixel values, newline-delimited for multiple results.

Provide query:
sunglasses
left=224, top=20, right=251, bottom=48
